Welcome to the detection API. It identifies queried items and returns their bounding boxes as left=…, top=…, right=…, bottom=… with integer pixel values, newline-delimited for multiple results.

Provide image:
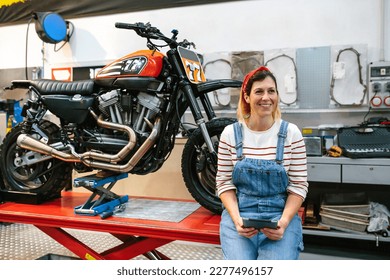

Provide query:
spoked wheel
left=181, top=118, right=236, bottom=214
left=0, top=121, right=72, bottom=197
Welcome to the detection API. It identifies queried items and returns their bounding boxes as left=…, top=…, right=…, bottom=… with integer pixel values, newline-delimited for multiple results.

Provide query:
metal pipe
left=16, top=115, right=161, bottom=173
left=17, top=134, right=80, bottom=162
left=82, top=117, right=161, bottom=172
left=79, top=111, right=136, bottom=163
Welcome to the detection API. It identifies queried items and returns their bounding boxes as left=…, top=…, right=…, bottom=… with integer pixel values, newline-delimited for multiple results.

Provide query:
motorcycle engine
left=98, top=89, right=165, bottom=136
left=70, top=89, right=166, bottom=173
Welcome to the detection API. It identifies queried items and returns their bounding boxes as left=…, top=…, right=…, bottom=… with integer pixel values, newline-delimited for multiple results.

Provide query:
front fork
left=168, top=49, right=217, bottom=154
left=180, top=82, right=216, bottom=154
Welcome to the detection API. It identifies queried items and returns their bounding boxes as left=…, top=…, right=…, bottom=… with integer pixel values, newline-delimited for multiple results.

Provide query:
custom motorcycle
left=0, top=22, right=241, bottom=214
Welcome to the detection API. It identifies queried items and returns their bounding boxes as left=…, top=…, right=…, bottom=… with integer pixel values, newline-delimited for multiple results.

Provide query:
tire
left=181, top=117, right=236, bottom=214
left=0, top=121, right=72, bottom=198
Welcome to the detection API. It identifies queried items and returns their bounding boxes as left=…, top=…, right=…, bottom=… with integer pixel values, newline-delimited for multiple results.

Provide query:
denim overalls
left=220, top=121, right=304, bottom=260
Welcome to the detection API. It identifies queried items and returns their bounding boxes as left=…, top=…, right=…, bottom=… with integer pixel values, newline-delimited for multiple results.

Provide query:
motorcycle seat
left=11, top=79, right=96, bottom=96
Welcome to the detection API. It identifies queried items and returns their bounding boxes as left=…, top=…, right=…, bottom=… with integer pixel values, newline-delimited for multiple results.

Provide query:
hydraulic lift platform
left=0, top=191, right=221, bottom=260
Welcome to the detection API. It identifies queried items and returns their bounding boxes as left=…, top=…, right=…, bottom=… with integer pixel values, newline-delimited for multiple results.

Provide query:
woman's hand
left=260, top=219, right=288, bottom=241
left=235, top=217, right=258, bottom=238
left=260, top=194, right=303, bottom=241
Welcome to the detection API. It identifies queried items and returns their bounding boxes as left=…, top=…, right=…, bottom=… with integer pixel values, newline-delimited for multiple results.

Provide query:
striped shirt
left=216, top=119, right=308, bottom=200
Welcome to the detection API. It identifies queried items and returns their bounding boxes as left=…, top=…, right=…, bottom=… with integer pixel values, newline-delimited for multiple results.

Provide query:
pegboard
left=296, top=46, right=331, bottom=109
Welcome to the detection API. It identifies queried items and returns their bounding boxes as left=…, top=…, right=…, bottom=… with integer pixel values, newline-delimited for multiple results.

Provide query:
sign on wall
left=51, top=67, right=72, bottom=81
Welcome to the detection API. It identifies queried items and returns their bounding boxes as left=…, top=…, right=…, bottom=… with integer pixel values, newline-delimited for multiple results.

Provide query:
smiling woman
left=216, top=66, right=308, bottom=260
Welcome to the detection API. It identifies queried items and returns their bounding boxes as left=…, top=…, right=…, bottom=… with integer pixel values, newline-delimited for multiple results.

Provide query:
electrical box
left=368, top=61, right=390, bottom=109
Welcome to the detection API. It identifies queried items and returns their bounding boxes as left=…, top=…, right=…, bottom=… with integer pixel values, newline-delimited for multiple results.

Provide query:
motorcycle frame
left=13, top=22, right=242, bottom=176
left=2, top=22, right=244, bottom=214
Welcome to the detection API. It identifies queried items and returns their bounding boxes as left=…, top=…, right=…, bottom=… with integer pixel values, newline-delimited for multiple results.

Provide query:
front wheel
left=181, top=117, right=236, bottom=214
left=0, top=121, right=72, bottom=198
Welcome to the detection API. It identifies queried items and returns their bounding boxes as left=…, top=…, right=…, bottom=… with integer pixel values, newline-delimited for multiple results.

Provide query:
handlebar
left=115, top=22, right=138, bottom=30
left=115, top=22, right=162, bottom=40
left=115, top=21, right=195, bottom=49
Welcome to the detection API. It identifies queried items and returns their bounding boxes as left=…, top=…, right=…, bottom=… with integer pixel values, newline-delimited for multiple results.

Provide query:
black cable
left=54, top=21, right=75, bottom=52
left=361, top=106, right=373, bottom=126
left=25, top=17, right=34, bottom=80
left=361, top=90, right=379, bottom=125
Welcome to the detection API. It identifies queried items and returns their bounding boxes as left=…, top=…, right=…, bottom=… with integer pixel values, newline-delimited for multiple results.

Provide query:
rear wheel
left=181, top=118, right=236, bottom=214
left=0, top=121, right=72, bottom=198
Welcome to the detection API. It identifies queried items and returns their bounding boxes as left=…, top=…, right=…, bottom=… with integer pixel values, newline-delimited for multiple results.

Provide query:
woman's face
left=244, top=76, right=278, bottom=119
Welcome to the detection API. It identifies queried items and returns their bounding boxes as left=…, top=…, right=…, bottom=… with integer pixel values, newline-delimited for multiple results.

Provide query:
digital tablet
left=242, top=218, right=279, bottom=229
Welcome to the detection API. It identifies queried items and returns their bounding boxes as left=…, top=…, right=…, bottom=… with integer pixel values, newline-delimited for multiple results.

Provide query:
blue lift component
left=73, top=172, right=129, bottom=219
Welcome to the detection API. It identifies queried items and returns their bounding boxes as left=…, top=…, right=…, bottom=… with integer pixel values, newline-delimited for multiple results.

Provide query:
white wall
left=1, top=0, right=388, bottom=127
left=0, top=0, right=388, bottom=199
left=0, top=0, right=388, bottom=74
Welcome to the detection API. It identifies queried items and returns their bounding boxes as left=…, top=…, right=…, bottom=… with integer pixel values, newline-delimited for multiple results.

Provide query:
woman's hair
left=237, top=66, right=281, bottom=121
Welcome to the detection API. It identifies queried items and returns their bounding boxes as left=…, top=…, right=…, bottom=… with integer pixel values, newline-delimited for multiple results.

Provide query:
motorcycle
left=0, top=22, right=241, bottom=214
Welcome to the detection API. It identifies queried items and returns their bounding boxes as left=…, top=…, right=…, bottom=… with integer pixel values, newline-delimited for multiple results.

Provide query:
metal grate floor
left=0, top=222, right=223, bottom=260
left=2, top=222, right=386, bottom=260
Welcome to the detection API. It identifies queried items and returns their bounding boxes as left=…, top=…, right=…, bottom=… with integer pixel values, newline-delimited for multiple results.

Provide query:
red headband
left=241, top=66, right=270, bottom=93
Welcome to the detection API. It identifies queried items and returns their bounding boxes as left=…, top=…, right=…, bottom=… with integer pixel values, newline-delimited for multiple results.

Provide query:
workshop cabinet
left=342, top=165, right=390, bottom=185
left=305, top=157, right=390, bottom=250
left=307, top=163, right=341, bottom=183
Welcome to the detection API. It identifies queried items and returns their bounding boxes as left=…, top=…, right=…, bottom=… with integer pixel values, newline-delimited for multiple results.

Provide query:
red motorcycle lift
left=0, top=191, right=220, bottom=260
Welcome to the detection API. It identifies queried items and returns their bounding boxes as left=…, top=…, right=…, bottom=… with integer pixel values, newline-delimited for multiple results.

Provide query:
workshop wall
left=0, top=0, right=387, bottom=69
left=1, top=1, right=388, bottom=119
left=0, top=0, right=389, bottom=199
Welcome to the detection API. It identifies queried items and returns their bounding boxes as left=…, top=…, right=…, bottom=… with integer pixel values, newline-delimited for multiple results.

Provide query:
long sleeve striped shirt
left=216, top=119, right=308, bottom=200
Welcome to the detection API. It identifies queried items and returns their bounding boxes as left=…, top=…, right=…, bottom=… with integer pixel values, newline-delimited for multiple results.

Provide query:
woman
left=216, top=66, right=308, bottom=260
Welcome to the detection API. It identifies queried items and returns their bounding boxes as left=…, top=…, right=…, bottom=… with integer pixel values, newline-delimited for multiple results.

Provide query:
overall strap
left=233, top=122, right=244, bottom=160
left=275, top=120, right=289, bottom=164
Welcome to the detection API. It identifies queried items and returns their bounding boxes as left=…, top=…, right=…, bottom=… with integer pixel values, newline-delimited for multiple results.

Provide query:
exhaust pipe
left=80, top=110, right=137, bottom=163
left=83, top=117, right=161, bottom=172
left=16, top=116, right=162, bottom=173
left=17, top=134, right=80, bottom=162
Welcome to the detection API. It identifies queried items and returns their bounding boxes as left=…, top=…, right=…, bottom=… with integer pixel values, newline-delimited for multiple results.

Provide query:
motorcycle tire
left=0, top=120, right=72, bottom=197
left=181, top=117, right=236, bottom=214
